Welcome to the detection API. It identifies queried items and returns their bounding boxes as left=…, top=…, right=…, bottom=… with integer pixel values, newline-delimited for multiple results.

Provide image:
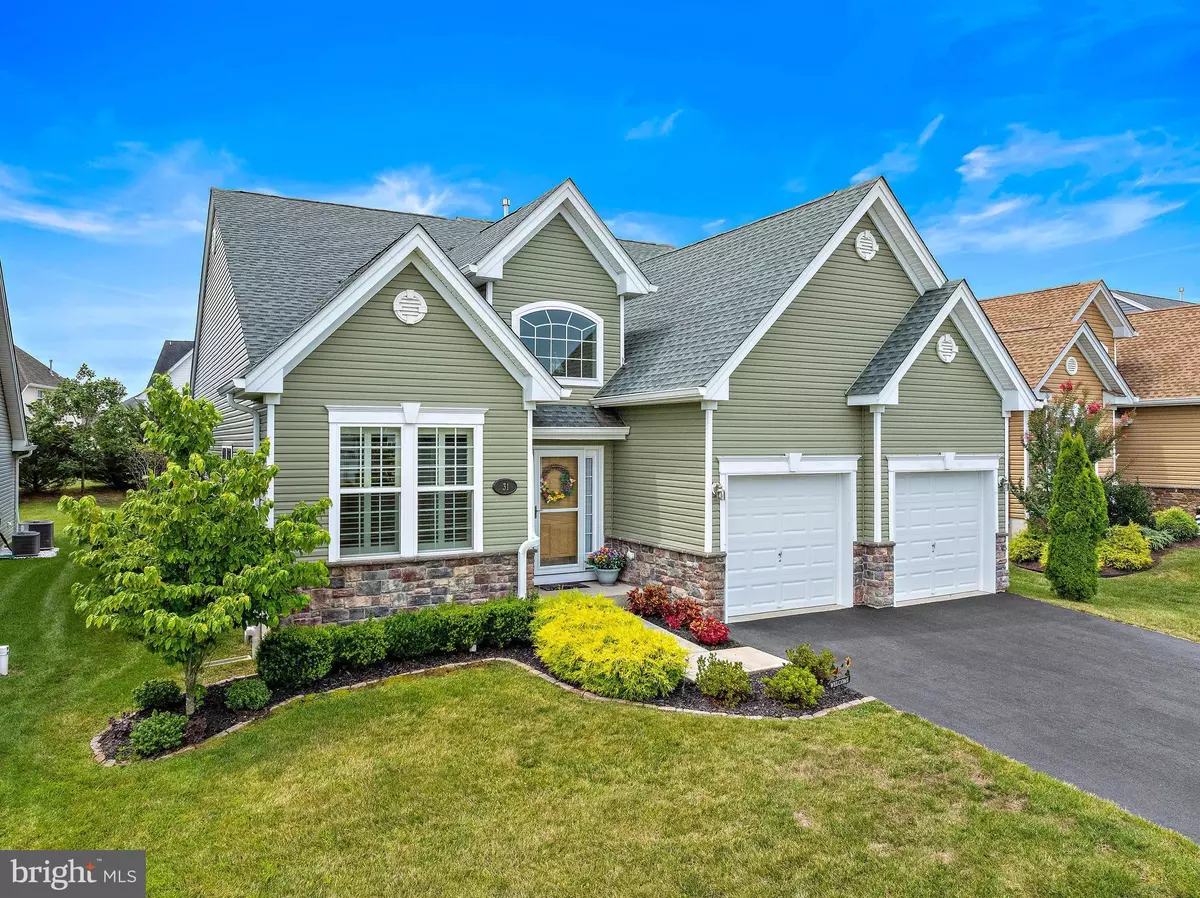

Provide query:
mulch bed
left=1016, top=537, right=1200, bottom=578
left=94, top=646, right=865, bottom=762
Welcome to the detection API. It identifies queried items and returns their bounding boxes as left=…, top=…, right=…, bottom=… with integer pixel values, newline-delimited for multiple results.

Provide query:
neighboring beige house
left=132, top=339, right=194, bottom=404
left=191, top=177, right=1036, bottom=623
left=15, top=346, right=62, bottom=417
left=982, top=281, right=1200, bottom=529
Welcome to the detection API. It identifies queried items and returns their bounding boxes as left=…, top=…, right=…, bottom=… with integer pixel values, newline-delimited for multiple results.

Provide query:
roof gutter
left=226, top=389, right=261, bottom=448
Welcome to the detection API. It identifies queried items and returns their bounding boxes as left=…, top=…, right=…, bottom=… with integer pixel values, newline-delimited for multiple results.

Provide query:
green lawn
left=1009, top=547, right=1200, bottom=642
left=2, top=557, right=1198, bottom=896
left=20, top=487, right=126, bottom=534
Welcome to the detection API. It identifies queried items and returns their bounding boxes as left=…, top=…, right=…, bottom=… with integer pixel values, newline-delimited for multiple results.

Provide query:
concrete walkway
left=640, top=618, right=785, bottom=680
left=731, top=592, right=1200, bottom=841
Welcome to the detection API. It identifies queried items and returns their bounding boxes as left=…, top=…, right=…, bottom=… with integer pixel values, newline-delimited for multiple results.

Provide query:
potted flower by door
left=586, top=546, right=626, bottom=585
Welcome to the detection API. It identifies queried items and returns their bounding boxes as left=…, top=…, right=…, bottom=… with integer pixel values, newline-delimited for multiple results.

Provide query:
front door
left=534, top=448, right=601, bottom=582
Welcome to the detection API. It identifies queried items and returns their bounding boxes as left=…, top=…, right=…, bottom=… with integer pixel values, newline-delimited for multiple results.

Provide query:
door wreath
left=540, top=463, right=577, bottom=505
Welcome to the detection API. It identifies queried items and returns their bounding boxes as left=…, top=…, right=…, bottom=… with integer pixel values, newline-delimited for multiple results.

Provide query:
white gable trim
left=1034, top=323, right=1137, bottom=401
left=847, top=283, right=1039, bottom=412
left=241, top=226, right=563, bottom=402
left=702, top=180, right=946, bottom=401
left=1074, top=281, right=1137, bottom=339
left=468, top=181, right=654, bottom=297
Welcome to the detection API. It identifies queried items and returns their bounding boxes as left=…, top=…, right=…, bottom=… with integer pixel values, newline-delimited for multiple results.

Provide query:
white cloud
left=0, top=142, right=240, bottom=242
left=605, top=212, right=685, bottom=246
left=625, top=109, right=683, bottom=140
left=851, top=113, right=945, bottom=182
left=701, top=218, right=727, bottom=234
left=924, top=125, right=1195, bottom=254
left=326, top=166, right=492, bottom=217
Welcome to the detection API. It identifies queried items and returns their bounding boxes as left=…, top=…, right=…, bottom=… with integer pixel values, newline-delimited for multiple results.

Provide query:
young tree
left=1009, top=380, right=1130, bottom=530
left=1044, top=432, right=1108, bottom=602
left=63, top=376, right=331, bottom=713
left=20, top=397, right=73, bottom=493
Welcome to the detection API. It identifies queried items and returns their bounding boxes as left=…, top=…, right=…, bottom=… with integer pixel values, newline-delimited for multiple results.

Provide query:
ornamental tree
left=1044, top=432, right=1108, bottom=602
left=1009, top=380, right=1130, bottom=531
left=62, top=376, right=331, bottom=713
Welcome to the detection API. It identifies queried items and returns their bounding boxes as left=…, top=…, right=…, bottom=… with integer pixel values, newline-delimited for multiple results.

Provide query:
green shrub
left=1154, top=507, right=1199, bottom=542
left=1008, top=529, right=1047, bottom=563
left=1140, top=526, right=1176, bottom=552
left=383, top=610, right=434, bottom=660
left=1098, top=524, right=1153, bottom=572
left=256, top=626, right=335, bottom=689
left=1106, top=479, right=1154, bottom=527
left=477, top=597, right=534, bottom=648
left=192, top=683, right=206, bottom=711
left=763, top=665, right=824, bottom=708
left=129, top=711, right=187, bottom=757
left=784, top=644, right=837, bottom=685
left=433, top=602, right=485, bottom=652
left=332, top=619, right=388, bottom=669
left=695, top=655, right=752, bottom=707
left=533, top=591, right=687, bottom=701
left=1045, top=433, right=1108, bottom=602
left=223, top=678, right=272, bottom=710
left=133, top=678, right=183, bottom=711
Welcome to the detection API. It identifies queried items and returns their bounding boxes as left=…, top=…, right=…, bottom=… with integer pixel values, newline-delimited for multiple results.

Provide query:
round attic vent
left=393, top=290, right=428, bottom=325
left=855, top=230, right=878, bottom=261
left=937, top=334, right=958, bottom=364
left=1065, top=356, right=1079, bottom=376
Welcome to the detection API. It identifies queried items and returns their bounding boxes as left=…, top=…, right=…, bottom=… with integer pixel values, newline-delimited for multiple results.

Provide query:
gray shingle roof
left=147, top=340, right=193, bottom=387
left=846, top=281, right=962, bottom=397
left=1112, top=289, right=1192, bottom=313
left=212, top=190, right=493, bottom=368
left=447, top=181, right=565, bottom=267
left=14, top=346, right=62, bottom=391
left=619, top=239, right=675, bottom=264
left=531, top=405, right=626, bottom=429
left=595, top=179, right=880, bottom=398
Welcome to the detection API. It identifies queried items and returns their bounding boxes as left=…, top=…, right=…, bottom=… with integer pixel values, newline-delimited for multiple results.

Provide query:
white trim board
left=1074, top=281, right=1137, bottom=339
left=532, top=426, right=629, bottom=440
left=240, top=226, right=563, bottom=403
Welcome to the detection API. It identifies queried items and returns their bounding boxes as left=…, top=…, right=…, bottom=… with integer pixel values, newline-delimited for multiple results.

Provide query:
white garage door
left=893, top=471, right=988, bottom=603
left=725, top=474, right=845, bottom=620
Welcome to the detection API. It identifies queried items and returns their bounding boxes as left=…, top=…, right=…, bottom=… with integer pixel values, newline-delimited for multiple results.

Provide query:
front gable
left=1034, top=323, right=1135, bottom=401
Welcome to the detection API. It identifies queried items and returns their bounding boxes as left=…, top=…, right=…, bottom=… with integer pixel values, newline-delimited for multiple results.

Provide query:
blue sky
left=2, top=1, right=1199, bottom=390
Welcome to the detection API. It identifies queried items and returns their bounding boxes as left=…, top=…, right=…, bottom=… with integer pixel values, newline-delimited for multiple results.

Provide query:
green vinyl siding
left=273, top=264, right=528, bottom=560
left=611, top=403, right=707, bottom=553
left=885, top=320, right=1006, bottom=533
left=712, top=216, right=921, bottom=544
left=490, top=214, right=620, bottom=402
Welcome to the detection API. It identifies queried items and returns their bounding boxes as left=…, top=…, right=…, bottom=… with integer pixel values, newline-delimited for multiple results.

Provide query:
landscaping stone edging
left=90, top=659, right=878, bottom=766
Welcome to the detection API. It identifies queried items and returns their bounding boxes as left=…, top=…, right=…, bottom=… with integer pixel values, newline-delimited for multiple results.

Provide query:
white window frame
left=511, top=300, right=604, bottom=387
left=327, top=405, right=485, bottom=563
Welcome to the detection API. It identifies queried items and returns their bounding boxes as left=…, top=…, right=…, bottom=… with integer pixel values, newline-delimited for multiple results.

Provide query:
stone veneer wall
left=290, top=552, right=527, bottom=625
left=853, top=541, right=895, bottom=608
left=995, top=532, right=1010, bottom=592
left=607, top=536, right=726, bottom=617
left=1145, top=486, right=1200, bottom=514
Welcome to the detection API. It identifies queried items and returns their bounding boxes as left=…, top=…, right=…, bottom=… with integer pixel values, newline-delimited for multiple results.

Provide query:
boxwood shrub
left=223, top=678, right=272, bottom=711
left=695, top=655, right=751, bottom=707
left=133, top=678, right=183, bottom=711
left=532, top=591, right=687, bottom=700
left=763, top=665, right=823, bottom=708
left=129, top=711, right=187, bottom=757
left=332, top=619, right=388, bottom=669
left=1154, top=507, right=1199, bottom=542
left=256, top=626, right=335, bottom=689
left=478, top=597, right=535, bottom=648
left=1098, top=524, right=1153, bottom=572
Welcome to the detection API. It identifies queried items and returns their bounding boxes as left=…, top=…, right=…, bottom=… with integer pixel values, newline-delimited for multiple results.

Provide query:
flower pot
left=594, top=568, right=621, bottom=586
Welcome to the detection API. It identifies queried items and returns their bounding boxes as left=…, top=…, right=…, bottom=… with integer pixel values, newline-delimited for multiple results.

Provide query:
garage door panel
left=894, top=470, right=989, bottom=603
left=725, top=474, right=847, bottom=619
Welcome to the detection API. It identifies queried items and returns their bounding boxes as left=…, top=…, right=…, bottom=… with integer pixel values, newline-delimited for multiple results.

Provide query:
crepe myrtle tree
left=62, top=376, right=331, bottom=714
left=1008, top=380, right=1130, bottom=531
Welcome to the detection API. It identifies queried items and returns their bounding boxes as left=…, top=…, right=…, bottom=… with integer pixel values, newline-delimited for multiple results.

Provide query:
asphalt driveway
left=731, top=592, right=1200, bottom=841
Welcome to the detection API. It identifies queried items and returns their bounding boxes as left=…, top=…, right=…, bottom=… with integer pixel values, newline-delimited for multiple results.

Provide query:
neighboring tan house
left=0, top=262, right=34, bottom=533
left=132, top=339, right=194, bottom=404
left=15, top=346, right=62, bottom=417
left=191, top=177, right=1036, bottom=624
left=982, top=281, right=1199, bottom=529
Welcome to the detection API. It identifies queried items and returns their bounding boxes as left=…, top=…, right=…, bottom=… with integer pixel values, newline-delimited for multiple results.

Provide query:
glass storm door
left=534, top=449, right=599, bottom=579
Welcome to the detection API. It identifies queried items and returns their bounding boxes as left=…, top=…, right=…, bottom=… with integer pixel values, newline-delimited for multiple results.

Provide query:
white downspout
left=871, top=405, right=884, bottom=542
left=264, top=394, right=280, bottom=526
left=519, top=403, right=538, bottom=598
left=226, top=391, right=260, bottom=448
left=702, top=401, right=716, bottom=553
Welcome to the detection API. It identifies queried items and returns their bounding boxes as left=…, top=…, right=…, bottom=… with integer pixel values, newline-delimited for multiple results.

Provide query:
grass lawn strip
left=7, top=550, right=1200, bottom=894
left=1009, top=546, right=1200, bottom=643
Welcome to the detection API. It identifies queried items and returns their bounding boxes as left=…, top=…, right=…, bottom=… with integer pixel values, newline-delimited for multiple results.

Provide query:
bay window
left=328, top=407, right=484, bottom=562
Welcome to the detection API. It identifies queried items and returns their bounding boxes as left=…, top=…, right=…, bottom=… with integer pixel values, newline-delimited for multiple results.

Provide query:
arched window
left=515, top=304, right=602, bottom=383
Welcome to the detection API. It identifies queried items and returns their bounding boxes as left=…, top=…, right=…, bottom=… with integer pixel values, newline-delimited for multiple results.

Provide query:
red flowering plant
left=1008, top=380, right=1131, bottom=531
left=625, top=584, right=670, bottom=617
left=663, top=598, right=704, bottom=630
left=689, top=616, right=730, bottom=646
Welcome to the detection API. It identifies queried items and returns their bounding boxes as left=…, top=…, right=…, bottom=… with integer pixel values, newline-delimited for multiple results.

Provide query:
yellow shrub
left=1098, top=524, right=1153, bottom=572
left=533, top=591, right=687, bottom=700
